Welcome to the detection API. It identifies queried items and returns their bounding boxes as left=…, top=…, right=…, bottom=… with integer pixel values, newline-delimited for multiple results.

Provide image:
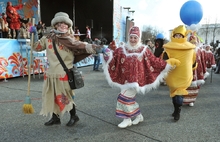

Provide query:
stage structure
left=40, top=0, right=131, bottom=44
left=0, top=0, right=134, bottom=80
left=0, top=39, right=46, bottom=80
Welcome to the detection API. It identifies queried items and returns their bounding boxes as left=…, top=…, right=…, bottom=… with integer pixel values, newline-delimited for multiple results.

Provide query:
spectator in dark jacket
left=154, top=33, right=165, bottom=58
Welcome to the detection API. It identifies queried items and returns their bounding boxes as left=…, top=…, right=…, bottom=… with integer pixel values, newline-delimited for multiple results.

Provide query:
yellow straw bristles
left=22, top=104, right=34, bottom=114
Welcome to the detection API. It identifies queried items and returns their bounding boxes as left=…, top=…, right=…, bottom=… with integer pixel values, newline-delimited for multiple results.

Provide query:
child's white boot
left=118, top=118, right=132, bottom=128
left=132, top=114, right=144, bottom=125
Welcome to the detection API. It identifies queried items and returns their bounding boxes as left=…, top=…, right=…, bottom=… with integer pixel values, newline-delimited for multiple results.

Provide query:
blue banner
left=0, top=39, right=30, bottom=79
left=0, top=39, right=95, bottom=80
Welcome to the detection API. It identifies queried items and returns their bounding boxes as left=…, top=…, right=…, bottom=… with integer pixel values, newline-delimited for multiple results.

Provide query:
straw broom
left=22, top=18, right=35, bottom=114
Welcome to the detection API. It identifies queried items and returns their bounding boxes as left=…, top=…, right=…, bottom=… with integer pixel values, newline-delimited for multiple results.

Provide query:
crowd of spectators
left=0, top=2, right=46, bottom=39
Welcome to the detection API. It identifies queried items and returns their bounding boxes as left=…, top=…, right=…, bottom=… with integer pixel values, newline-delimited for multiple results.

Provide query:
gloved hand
left=29, top=26, right=37, bottom=34
left=103, top=48, right=111, bottom=62
left=166, top=58, right=181, bottom=67
left=29, top=26, right=39, bottom=42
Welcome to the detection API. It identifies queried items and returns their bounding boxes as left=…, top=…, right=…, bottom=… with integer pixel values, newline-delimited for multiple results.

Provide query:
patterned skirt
left=39, top=73, right=74, bottom=117
left=183, top=86, right=199, bottom=105
left=116, top=93, right=140, bottom=118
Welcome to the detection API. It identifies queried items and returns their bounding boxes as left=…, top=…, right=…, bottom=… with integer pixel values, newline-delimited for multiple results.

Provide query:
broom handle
left=27, top=18, right=35, bottom=96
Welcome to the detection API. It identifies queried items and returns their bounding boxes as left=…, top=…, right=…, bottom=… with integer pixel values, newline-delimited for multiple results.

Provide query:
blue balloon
left=180, top=0, right=203, bottom=26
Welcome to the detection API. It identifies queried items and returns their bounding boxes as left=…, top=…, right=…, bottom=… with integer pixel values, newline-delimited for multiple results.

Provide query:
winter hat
left=51, top=12, right=73, bottom=27
left=156, top=33, right=164, bottom=39
left=129, top=26, right=140, bottom=38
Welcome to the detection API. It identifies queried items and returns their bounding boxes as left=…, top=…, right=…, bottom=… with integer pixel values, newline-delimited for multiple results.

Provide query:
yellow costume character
left=162, top=25, right=197, bottom=121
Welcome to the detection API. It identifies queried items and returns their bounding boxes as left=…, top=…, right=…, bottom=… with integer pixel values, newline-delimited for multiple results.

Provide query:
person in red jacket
left=6, top=1, right=25, bottom=39
left=102, top=26, right=180, bottom=128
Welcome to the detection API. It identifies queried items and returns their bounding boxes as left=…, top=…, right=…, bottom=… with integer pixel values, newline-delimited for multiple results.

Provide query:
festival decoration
left=180, top=0, right=203, bottom=26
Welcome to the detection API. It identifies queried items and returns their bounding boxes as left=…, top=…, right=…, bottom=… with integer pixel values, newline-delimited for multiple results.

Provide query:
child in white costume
left=102, top=26, right=180, bottom=128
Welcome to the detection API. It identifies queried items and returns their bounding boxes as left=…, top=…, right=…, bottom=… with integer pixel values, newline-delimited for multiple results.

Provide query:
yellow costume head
left=171, top=25, right=191, bottom=43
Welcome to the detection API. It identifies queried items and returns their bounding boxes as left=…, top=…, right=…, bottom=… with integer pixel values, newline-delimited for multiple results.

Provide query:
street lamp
left=123, top=7, right=131, bottom=10
left=123, top=7, right=131, bottom=15
left=123, top=7, right=135, bottom=41
left=129, top=10, right=135, bottom=21
left=125, top=16, right=130, bottom=41
left=129, top=10, right=135, bottom=13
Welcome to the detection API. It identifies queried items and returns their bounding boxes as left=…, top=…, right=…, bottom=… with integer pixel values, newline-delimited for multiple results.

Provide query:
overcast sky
left=120, top=0, right=219, bottom=38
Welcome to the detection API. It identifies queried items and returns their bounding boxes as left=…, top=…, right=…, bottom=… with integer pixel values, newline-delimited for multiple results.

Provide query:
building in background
left=197, top=24, right=220, bottom=45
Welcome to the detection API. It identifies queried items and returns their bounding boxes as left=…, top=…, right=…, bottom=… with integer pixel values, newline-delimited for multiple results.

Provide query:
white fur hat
left=51, top=12, right=73, bottom=27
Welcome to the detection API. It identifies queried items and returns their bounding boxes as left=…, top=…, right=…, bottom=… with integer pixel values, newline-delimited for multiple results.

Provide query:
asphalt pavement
left=0, top=65, right=220, bottom=142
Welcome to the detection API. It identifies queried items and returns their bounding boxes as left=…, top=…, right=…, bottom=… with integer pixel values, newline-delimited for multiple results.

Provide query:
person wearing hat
left=30, top=12, right=99, bottom=127
left=102, top=26, right=181, bottom=128
left=162, top=25, right=197, bottom=121
left=183, top=32, right=206, bottom=107
left=154, top=33, right=166, bottom=85
left=154, top=33, right=165, bottom=58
